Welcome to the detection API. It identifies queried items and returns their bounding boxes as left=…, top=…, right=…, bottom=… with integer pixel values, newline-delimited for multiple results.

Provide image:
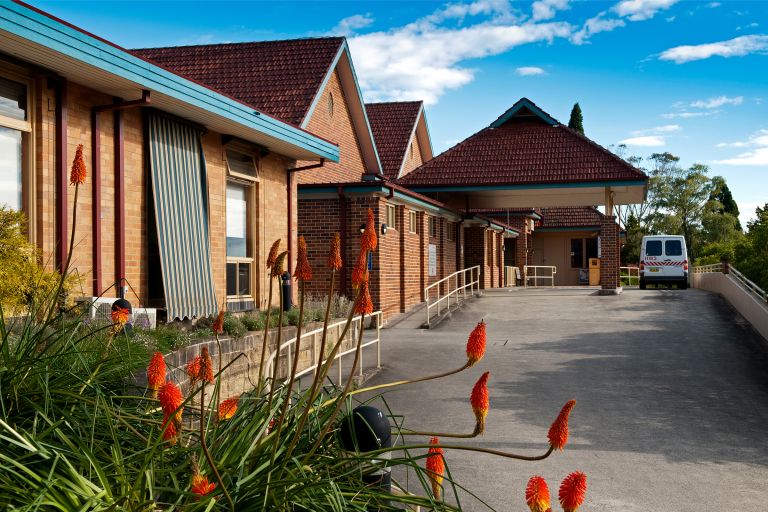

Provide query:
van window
left=645, top=240, right=662, bottom=256
left=665, top=240, right=683, bottom=256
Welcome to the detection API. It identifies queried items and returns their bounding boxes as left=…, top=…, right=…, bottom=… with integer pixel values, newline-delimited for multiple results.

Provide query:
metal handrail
left=523, top=265, right=557, bottom=288
left=620, top=266, right=640, bottom=286
left=424, top=265, right=481, bottom=327
left=264, top=311, right=383, bottom=388
left=692, top=263, right=768, bottom=303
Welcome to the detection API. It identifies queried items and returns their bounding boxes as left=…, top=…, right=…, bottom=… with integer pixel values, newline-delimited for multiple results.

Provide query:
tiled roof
left=365, top=101, right=422, bottom=180
left=398, top=117, right=647, bottom=187
left=132, top=38, right=344, bottom=126
left=536, top=207, right=605, bottom=229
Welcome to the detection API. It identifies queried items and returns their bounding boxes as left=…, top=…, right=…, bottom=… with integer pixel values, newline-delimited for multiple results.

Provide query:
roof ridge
left=133, top=36, right=345, bottom=52
left=365, top=100, right=423, bottom=106
left=558, top=124, right=647, bottom=179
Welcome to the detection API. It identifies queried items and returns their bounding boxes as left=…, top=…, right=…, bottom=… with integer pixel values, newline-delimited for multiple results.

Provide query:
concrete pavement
left=364, top=287, right=768, bottom=511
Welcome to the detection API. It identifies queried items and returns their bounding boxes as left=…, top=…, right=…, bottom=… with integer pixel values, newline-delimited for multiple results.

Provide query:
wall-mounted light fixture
left=359, top=223, right=366, bottom=234
left=380, top=223, right=388, bottom=236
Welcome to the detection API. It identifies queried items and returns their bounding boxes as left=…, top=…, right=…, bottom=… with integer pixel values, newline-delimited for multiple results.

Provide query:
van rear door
left=645, top=237, right=686, bottom=279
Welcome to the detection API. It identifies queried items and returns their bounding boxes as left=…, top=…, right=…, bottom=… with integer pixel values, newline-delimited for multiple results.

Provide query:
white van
left=639, top=235, right=689, bottom=289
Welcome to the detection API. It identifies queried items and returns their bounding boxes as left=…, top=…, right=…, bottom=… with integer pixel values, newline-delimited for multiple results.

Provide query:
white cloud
left=516, top=66, right=546, bottom=76
left=331, top=14, right=375, bottom=36
left=690, top=95, right=743, bottom=108
left=571, top=13, right=625, bottom=44
left=424, top=0, right=521, bottom=24
left=613, top=0, right=680, bottom=21
left=714, top=129, right=768, bottom=165
left=659, top=34, right=768, bottom=63
left=347, top=4, right=574, bottom=104
left=707, top=2, right=721, bottom=8
left=631, top=124, right=681, bottom=136
left=531, top=0, right=570, bottom=21
left=619, top=135, right=666, bottom=147
left=736, top=22, right=759, bottom=31
left=661, top=110, right=719, bottom=119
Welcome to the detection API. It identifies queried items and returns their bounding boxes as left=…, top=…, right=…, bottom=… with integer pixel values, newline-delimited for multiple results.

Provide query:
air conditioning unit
left=74, top=297, right=157, bottom=329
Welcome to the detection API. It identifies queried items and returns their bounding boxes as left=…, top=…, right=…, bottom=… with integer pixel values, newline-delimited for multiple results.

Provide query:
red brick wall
left=600, top=217, right=620, bottom=290
left=399, top=128, right=425, bottom=179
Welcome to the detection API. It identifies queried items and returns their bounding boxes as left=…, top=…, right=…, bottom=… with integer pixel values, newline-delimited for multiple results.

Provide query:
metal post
left=376, top=313, right=381, bottom=368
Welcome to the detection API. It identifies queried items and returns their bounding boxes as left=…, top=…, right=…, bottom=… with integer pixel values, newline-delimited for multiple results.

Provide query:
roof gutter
left=287, top=159, right=326, bottom=277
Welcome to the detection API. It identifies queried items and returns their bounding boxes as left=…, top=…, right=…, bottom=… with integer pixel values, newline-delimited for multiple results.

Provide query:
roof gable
left=366, top=101, right=433, bottom=180
left=490, top=97, right=558, bottom=128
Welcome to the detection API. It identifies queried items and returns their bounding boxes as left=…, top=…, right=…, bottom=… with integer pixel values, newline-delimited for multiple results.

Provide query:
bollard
left=111, top=298, right=133, bottom=335
left=339, top=405, right=392, bottom=507
left=281, top=272, right=292, bottom=311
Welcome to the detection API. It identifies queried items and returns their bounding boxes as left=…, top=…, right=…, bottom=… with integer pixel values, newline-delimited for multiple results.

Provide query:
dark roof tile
left=365, top=101, right=422, bottom=180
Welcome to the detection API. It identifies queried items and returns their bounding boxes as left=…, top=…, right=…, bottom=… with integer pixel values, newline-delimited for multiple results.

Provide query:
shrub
left=149, top=323, right=191, bottom=352
left=223, top=314, right=247, bottom=339
left=240, top=313, right=263, bottom=331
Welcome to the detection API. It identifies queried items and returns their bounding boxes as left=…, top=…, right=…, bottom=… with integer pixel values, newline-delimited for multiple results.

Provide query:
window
left=570, top=238, right=584, bottom=268
left=409, top=210, right=417, bottom=233
left=226, top=181, right=252, bottom=297
left=0, top=72, right=31, bottom=214
left=665, top=240, right=683, bottom=256
left=328, top=93, right=334, bottom=117
left=447, top=222, right=456, bottom=242
left=428, top=216, right=437, bottom=238
left=408, top=142, right=414, bottom=160
left=386, top=204, right=396, bottom=230
left=225, top=146, right=258, bottom=181
left=645, top=240, right=663, bottom=257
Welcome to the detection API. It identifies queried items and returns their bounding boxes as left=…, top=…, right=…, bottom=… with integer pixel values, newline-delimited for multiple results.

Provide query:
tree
left=734, top=203, right=768, bottom=291
left=709, top=176, right=741, bottom=230
left=568, top=103, right=584, bottom=135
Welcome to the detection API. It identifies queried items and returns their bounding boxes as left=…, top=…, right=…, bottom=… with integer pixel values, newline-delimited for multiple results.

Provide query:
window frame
left=225, top=178, right=255, bottom=301
left=428, top=216, right=438, bottom=238
left=224, top=142, right=259, bottom=183
left=447, top=221, right=456, bottom=242
left=409, top=210, right=417, bottom=233
left=0, top=64, right=35, bottom=243
left=386, top=203, right=397, bottom=231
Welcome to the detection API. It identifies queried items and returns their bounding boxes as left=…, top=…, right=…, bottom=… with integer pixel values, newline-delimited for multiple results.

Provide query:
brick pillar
left=600, top=216, right=621, bottom=294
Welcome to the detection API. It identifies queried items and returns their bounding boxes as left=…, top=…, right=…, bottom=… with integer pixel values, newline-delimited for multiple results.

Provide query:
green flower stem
left=283, top=269, right=336, bottom=463
left=265, top=283, right=286, bottom=422
left=256, top=275, right=275, bottom=396
left=340, top=443, right=555, bottom=465
left=199, top=380, right=233, bottom=511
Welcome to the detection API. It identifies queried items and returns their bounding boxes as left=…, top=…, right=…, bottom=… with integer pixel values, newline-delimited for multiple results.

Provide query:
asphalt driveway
left=364, top=287, right=768, bottom=511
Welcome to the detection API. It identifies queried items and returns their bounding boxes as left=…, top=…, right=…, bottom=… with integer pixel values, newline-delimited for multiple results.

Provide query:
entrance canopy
left=397, top=98, right=647, bottom=211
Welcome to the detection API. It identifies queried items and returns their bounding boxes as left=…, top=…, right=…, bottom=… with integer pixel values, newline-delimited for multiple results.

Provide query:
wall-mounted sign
left=428, top=244, right=437, bottom=276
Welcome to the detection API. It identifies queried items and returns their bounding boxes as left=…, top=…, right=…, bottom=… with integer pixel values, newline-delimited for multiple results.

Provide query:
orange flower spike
left=271, top=251, right=288, bottom=277
left=354, top=279, right=373, bottom=315
left=69, top=144, right=86, bottom=185
left=111, top=306, right=130, bottom=327
left=158, top=381, right=184, bottom=423
left=266, top=239, right=281, bottom=269
left=470, top=371, right=490, bottom=435
left=525, top=476, right=551, bottom=512
left=294, top=236, right=312, bottom=281
left=465, top=320, right=486, bottom=367
left=200, top=346, right=214, bottom=384
left=559, top=472, right=587, bottom=512
left=146, top=352, right=166, bottom=397
left=361, top=207, right=377, bottom=252
left=548, top=399, right=576, bottom=451
left=191, top=473, right=216, bottom=499
left=161, top=414, right=179, bottom=444
left=186, top=356, right=202, bottom=385
left=328, top=232, right=343, bottom=270
left=212, top=310, right=225, bottom=335
left=426, top=437, right=445, bottom=500
left=351, top=251, right=368, bottom=288
left=218, top=396, right=239, bottom=420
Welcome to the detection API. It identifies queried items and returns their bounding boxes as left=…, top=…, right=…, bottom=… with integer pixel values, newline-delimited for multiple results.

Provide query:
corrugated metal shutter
left=148, top=113, right=217, bottom=320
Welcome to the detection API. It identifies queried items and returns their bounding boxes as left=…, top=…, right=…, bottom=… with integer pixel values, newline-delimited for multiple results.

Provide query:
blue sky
left=35, top=0, right=768, bottom=227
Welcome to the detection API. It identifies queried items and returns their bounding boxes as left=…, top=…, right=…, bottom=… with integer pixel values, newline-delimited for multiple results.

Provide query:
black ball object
left=111, top=298, right=132, bottom=314
left=339, top=406, right=391, bottom=453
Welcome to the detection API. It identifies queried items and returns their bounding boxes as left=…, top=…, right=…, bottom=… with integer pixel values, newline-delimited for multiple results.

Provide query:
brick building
left=0, top=2, right=338, bottom=320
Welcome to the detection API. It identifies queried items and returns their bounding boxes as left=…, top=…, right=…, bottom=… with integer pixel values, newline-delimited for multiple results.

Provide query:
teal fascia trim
left=392, top=190, right=457, bottom=216
left=490, top=98, right=558, bottom=128
left=301, top=44, right=344, bottom=127
left=1, top=2, right=339, bottom=162
left=298, top=185, right=388, bottom=196
left=409, top=180, right=648, bottom=193
left=536, top=227, right=600, bottom=232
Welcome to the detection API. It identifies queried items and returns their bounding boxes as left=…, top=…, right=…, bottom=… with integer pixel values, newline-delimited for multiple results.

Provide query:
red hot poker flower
left=271, top=251, right=288, bottom=277
left=351, top=251, right=368, bottom=289
left=559, top=471, right=587, bottom=512
left=361, top=208, right=377, bottom=252
left=426, top=437, right=445, bottom=500
left=158, top=381, right=184, bottom=423
left=200, top=347, right=214, bottom=384
left=470, top=371, right=490, bottom=435
left=266, top=239, right=281, bottom=269
left=294, top=236, right=312, bottom=281
left=525, top=476, right=551, bottom=512
left=70, top=144, right=86, bottom=185
left=191, top=473, right=216, bottom=499
left=146, top=352, right=166, bottom=397
left=328, top=232, right=342, bottom=271
left=465, top=320, right=486, bottom=367
left=111, top=306, right=130, bottom=327
left=354, top=279, right=373, bottom=315
left=186, top=356, right=202, bottom=386
left=548, top=400, right=576, bottom=451
left=218, top=396, right=239, bottom=420
left=212, top=310, right=225, bottom=335
left=161, top=414, right=179, bottom=444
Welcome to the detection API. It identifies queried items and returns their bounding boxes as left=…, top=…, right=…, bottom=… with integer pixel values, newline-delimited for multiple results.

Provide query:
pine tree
left=568, top=103, right=584, bottom=135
